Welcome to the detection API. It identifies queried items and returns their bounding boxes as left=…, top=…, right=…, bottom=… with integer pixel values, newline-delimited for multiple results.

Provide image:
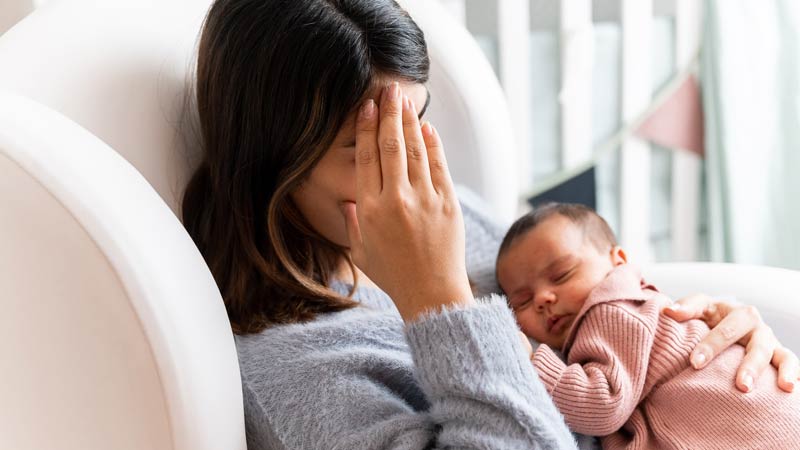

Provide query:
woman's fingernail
left=667, top=303, right=681, bottom=311
left=782, top=376, right=796, bottom=391
left=741, top=373, right=754, bottom=392
left=361, top=99, right=375, bottom=119
left=421, top=121, right=433, bottom=136
left=402, top=95, right=410, bottom=111
left=691, top=351, right=707, bottom=368
left=387, top=82, right=399, bottom=100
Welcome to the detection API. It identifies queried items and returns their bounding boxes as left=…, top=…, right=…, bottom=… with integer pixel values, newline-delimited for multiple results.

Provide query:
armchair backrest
left=0, top=0, right=211, bottom=214
left=0, top=0, right=520, bottom=220
left=0, top=1, right=244, bottom=449
left=645, top=262, right=800, bottom=352
left=0, top=1, right=519, bottom=448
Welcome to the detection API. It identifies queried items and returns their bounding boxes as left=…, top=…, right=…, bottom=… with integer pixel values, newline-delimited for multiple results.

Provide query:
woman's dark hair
left=182, top=0, right=429, bottom=334
left=497, top=203, right=618, bottom=263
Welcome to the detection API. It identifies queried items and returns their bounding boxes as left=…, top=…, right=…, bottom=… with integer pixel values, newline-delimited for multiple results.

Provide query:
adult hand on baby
left=664, top=294, right=799, bottom=393
left=518, top=331, right=533, bottom=360
left=343, top=82, right=474, bottom=322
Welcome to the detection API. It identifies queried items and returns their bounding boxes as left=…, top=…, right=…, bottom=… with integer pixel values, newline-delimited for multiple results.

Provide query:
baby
left=496, top=202, right=800, bottom=450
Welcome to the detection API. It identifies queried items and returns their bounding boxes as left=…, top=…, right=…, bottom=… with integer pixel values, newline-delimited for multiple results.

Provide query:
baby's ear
left=610, top=246, right=628, bottom=266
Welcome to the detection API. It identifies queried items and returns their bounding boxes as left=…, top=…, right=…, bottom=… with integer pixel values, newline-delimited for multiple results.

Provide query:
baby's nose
left=533, top=290, right=556, bottom=309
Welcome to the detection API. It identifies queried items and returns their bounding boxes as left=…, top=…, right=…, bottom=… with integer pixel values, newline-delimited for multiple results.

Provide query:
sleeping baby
left=496, top=202, right=800, bottom=449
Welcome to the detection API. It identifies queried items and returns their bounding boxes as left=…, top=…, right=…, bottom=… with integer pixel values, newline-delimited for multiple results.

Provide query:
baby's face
left=497, top=215, right=624, bottom=349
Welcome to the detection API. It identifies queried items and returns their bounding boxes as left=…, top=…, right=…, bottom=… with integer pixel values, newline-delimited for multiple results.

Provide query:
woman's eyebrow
left=418, top=91, right=431, bottom=119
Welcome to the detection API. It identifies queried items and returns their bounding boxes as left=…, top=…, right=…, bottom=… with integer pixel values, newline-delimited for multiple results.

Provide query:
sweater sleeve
left=239, top=295, right=577, bottom=450
left=404, top=295, right=577, bottom=449
left=531, top=303, right=655, bottom=436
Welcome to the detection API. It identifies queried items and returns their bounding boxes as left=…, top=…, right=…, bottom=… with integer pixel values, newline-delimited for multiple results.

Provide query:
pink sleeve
left=532, top=303, right=654, bottom=436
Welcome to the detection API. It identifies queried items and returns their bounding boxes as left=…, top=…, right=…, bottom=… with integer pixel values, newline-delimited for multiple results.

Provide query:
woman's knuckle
left=357, top=120, right=378, bottom=133
left=429, top=158, right=447, bottom=171
left=402, top=115, right=417, bottom=127
left=407, top=144, right=425, bottom=161
left=386, top=190, right=410, bottom=210
left=443, top=199, right=459, bottom=217
left=744, top=305, right=762, bottom=321
left=357, top=148, right=376, bottom=165
left=719, top=324, right=739, bottom=341
left=381, top=137, right=402, bottom=155
left=384, top=100, right=402, bottom=116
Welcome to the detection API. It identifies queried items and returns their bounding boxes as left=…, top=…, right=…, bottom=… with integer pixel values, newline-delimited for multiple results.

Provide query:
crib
left=441, top=0, right=705, bottom=264
left=0, top=1, right=797, bottom=449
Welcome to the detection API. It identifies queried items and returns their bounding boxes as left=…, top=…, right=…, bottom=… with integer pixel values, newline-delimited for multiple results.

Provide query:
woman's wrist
left=397, top=281, right=476, bottom=323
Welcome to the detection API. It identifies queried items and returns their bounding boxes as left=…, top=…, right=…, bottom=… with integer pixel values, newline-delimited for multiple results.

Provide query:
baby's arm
left=532, top=302, right=655, bottom=436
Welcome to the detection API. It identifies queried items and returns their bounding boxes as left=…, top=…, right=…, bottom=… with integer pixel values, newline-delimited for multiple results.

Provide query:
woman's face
left=290, top=81, right=429, bottom=248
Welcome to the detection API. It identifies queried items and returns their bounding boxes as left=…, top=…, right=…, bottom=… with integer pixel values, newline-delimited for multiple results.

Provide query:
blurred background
left=3, top=0, right=798, bottom=270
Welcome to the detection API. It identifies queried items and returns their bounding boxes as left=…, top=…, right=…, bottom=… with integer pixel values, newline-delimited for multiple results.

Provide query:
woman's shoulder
left=235, top=302, right=407, bottom=381
left=234, top=305, right=429, bottom=449
left=237, top=304, right=401, bottom=348
left=457, top=187, right=508, bottom=297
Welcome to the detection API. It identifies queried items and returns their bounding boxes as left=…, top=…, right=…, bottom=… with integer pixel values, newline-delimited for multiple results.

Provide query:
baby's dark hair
left=497, top=203, right=618, bottom=262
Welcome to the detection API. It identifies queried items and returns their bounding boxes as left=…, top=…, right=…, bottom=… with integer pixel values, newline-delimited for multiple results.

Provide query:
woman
left=182, top=0, right=798, bottom=448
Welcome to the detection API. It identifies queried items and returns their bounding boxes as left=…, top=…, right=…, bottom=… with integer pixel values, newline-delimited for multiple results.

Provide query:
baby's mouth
left=547, top=314, right=572, bottom=334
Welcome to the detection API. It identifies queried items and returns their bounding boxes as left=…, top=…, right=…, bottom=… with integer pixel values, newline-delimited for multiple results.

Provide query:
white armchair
left=0, top=89, right=244, bottom=450
left=0, top=1, right=797, bottom=450
left=644, top=263, right=800, bottom=353
left=0, top=1, right=242, bottom=449
left=0, top=0, right=519, bottom=448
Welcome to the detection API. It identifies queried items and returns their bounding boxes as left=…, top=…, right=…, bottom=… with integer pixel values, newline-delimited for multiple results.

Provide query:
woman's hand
left=343, top=82, right=474, bottom=322
left=518, top=331, right=534, bottom=360
left=663, top=294, right=799, bottom=393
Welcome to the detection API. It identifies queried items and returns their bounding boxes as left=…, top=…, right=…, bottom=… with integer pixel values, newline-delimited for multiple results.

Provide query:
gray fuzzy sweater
left=235, top=196, right=584, bottom=450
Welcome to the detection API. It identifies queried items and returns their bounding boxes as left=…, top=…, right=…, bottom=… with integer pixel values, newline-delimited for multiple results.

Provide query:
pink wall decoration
left=635, top=75, right=705, bottom=157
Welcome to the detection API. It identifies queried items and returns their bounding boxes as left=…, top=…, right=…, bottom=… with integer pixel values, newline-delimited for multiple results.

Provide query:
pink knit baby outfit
left=532, top=264, right=800, bottom=450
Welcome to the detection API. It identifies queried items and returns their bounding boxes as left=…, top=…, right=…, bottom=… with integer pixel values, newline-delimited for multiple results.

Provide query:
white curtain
left=702, top=0, right=800, bottom=270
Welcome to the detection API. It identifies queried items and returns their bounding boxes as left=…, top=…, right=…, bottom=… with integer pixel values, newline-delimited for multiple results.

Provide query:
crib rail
left=445, top=0, right=704, bottom=263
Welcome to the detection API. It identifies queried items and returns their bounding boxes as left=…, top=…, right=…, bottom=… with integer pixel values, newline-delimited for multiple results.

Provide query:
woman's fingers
left=689, top=304, right=760, bottom=370
left=518, top=331, right=533, bottom=360
left=662, top=293, right=720, bottom=323
left=355, top=99, right=381, bottom=195
left=665, top=294, right=799, bottom=393
left=736, top=324, right=778, bottom=392
left=402, top=95, right=433, bottom=188
left=377, top=82, right=408, bottom=189
left=421, top=122, right=454, bottom=196
left=773, top=346, right=800, bottom=393
left=341, top=201, right=364, bottom=266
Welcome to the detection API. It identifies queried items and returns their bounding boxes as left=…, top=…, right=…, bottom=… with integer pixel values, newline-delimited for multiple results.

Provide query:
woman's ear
left=610, top=246, right=628, bottom=266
